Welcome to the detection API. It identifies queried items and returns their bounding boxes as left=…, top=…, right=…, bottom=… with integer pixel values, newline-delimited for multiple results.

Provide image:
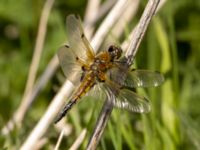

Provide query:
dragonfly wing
left=85, top=82, right=107, bottom=101
left=66, top=15, right=95, bottom=61
left=57, top=45, right=82, bottom=85
left=102, top=73, right=151, bottom=113
left=124, top=69, right=164, bottom=88
left=112, top=88, right=151, bottom=113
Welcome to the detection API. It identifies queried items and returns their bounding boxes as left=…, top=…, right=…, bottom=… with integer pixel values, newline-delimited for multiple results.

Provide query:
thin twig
left=1, top=0, right=55, bottom=135
left=2, top=55, right=58, bottom=135
left=87, top=0, right=161, bottom=149
left=20, top=1, right=128, bottom=149
left=54, top=129, right=65, bottom=150
left=22, top=0, right=55, bottom=105
left=104, top=0, right=140, bottom=46
left=87, top=99, right=113, bottom=150
left=90, top=0, right=117, bottom=26
left=91, top=0, right=128, bottom=51
left=69, top=129, right=87, bottom=150
left=84, top=0, right=100, bottom=39
left=125, top=0, right=161, bottom=63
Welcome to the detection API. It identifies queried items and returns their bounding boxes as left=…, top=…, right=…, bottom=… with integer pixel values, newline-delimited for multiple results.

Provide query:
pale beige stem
left=84, top=0, right=100, bottom=39
left=69, top=129, right=87, bottom=150
left=54, top=129, right=65, bottom=150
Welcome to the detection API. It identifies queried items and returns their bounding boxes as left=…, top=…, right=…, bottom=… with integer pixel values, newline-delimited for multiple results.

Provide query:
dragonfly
left=54, top=14, right=164, bottom=123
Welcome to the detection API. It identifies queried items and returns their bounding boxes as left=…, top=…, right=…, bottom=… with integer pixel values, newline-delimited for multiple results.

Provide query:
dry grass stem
left=54, top=129, right=65, bottom=150
left=84, top=0, right=100, bottom=39
left=125, top=0, right=160, bottom=62
left=2, top=55, right=59, bottom=135
left=91, top=0, right=117, bottom=25
left=22, top=0, right=55, bottom=101
left=104, top=0, right=140, bottom=46
left=1, top=0, right=55, bottom=135
left=69, top=129, right=87, bottom=150
left=91, top=0, right=128, bottom=51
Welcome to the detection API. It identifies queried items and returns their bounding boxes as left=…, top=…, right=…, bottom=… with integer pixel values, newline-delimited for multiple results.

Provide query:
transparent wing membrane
left=85, top=82, right=107, bottom=101
left=57, top=45, right=82, bottom=85
left=66, top=15, right=95, bottom=61
left=124, top=69, right=164, bottom=88
left=112, top=88, right=151, bottom=113
left=103, top=78, right=151, bottom=113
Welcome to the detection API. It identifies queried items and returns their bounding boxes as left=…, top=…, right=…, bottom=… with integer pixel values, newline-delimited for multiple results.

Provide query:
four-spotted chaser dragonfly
left=54, top=15, right=164, bottom=123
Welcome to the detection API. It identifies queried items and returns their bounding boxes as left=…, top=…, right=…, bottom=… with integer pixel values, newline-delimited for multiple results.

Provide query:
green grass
left=0, top=0, right=200, bottom=149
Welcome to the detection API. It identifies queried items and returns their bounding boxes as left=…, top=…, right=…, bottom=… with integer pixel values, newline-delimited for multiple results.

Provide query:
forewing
left=67, top=15, right=95, bottom=61
left=112, top=88, right=151, bottom=113
left=124, top=69, right=164, bottom=88
left=57, top=45, right=82, bottom=85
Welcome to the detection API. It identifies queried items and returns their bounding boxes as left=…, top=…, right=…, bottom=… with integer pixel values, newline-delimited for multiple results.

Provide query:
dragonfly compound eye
left=108, top=45, right=122, bottom=59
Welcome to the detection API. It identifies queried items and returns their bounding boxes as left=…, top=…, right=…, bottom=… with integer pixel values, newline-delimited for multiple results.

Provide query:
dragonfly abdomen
left=54, top=73, right=95, bottom=124
left=73, top=73, right=95, bottom=101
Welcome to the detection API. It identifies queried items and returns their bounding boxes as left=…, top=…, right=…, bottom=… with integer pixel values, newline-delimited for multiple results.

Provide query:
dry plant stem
left=87, top=0, right=160, bottom=149
left=1, top=55, right=59, bottom=134
left=91, top=0, right=128, bottom=51
left=20, top=1, right=128, bottom=149
left=69, top=129, right=87, bottom=150
left=125, top=0, right=160, bottom=63
left=22, top=0, right=55, bottom=102
left=1, top=0, right=55, bottom=134
left=91, top=0, right=117, bottom=25
left=84, top=0, right=100, bottom=39
left=20, top=80, right=75, bottom=150
left=105, top=0, right=139, bottom=46
left=33, top=138, right=48, bottom=150
left=54, top=129, right=65, bottom=150
left=87, top=100, right=113, bottom=150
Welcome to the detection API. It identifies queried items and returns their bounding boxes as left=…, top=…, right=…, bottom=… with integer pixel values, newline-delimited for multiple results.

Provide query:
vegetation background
left=0, top=0, right=200, bottom=149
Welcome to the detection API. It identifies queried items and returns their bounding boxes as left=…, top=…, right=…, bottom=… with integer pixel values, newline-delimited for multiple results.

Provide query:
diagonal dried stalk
left=22, top=0, right=55, bottom=109
left=84, top=0, right=100, bottom=39
left=69, top=129, right=87, bottom=150
left=104, top=0, right=140, bottom=47
left=88, top=0, right=117, bottom=27
left=1, top=0, right=55, bottom=135
left=87, top=0, right=161, bottom=149
left=54, top=129, right=65, bottom=150
left=20, top=0, right=128, bottom=149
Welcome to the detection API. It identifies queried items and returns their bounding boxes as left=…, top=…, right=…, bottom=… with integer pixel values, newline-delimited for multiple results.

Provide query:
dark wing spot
left=81, top=66, right=86, bottom=71
left=76, top=57, right=79, bottom=60
left=81, top=33, right=84, bottom=38
left=65, top=45, right=70, bottom=48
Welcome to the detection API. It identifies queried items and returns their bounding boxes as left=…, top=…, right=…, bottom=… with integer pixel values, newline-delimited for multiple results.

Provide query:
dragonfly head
left=108, top=45, right=122, bottom=60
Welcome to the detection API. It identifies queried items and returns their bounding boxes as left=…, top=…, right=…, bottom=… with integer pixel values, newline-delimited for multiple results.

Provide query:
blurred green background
left=0, top=0, right=200, bottom=149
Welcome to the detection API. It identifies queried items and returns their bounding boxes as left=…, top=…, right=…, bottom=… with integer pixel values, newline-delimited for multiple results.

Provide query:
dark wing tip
left=65, top=45, right=70, bottom=48
left=81, top=33, right=84, bottom=38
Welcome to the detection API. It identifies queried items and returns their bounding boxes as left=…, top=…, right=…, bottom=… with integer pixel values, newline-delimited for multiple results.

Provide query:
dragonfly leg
left=54, top=100, right=76, bottom=124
